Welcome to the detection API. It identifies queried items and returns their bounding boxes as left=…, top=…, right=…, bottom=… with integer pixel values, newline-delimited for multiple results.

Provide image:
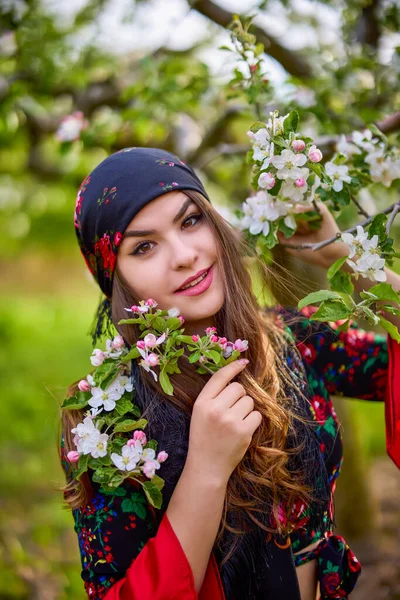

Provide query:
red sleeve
left=385, top=336, right=400, bottom=470
left=104, top=511, right=225, bottom=600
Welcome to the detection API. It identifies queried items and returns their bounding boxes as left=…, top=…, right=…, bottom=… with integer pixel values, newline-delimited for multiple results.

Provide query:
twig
left=386, top=202, right=400, bottom=235
left=350, top=193, right=370, bottom=218
left=279, top=202, right=400, bottom=251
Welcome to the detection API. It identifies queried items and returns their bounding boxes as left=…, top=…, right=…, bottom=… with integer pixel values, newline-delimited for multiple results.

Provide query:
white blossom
left=271, top=149, right=308, bottom=180
left=347, top=252, right=387, bottom=282
left=71, top=417, right=101, bottom=455
left=111, top=444, right=142, bottom=471
left=88, top=381, right=124, bottom=412
left=91, top=433, right=109, bottom=458
left=351, top=129, right=379, bottom=152
left=325, top=162, right=351, bottom=192
left=341, top=225, right=379, bottom=259
left=336, top=134, right=361, bottom=157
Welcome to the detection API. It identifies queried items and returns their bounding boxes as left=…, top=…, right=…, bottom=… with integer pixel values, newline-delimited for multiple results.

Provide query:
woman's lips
left=174, top=264, right=214, bottom=296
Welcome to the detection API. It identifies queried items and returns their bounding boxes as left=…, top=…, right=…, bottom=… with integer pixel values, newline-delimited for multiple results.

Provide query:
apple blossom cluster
left=122, top=298, right=249, bottom=386
left=56, top=111, right=88, bottom=142
left=238, top=111, right=328, bottom=241
left=337, top=129, right=400, bottom=188
left=62, top=298, right=250, bottom=502
left=341, top=226, right=387, bottom=283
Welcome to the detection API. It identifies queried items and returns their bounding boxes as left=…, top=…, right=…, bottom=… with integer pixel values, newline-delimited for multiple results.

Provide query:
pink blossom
left=143, top=460, right=158, bottom=478
left=258, top=172, right=276, bottom=190
left=223, top=342, right=235, bottom=358
left=206, top=326, right=217, bottom=335
left=234, top=339, right=249, bottom=352
left=157, top=451, right=168, bottom=463
left=67, top=451, right=80, bottom=463
left=144, top=334, right=158, bottom=348
left=191, top=334, right=200, bottom=342
left=308, top=145, right=323, bottom=162
left=145, top=353, right=159, bottom=367
left=130, top=305, right=139, bottom=313
left=210, top=335, right=219, bottom=343
left=90, top=349, right=105, bottom=366
left=172, top=182, right=178, bottom=186
left=136, top=340, right=146, bottom=350
left=292, top=140, right=306, bottom=152
left=178, top=316, right=185, bottom=324
left=218, top=337, right=227, bottom=345
left=295, top=178, right=307, bottom=188
left=133, top=430, right=147, bottom=445
left=78, top=379, right=91, bottom=392
left=145, top=298, right=158, bottom=307
left=111, top=335, right=125, bottom=349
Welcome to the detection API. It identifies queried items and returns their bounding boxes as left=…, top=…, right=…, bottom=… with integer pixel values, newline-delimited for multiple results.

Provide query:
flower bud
left=133, top=430, right=147, bottom=445
left=67, top=451, right=80, bottom=463
left=295, top=178, right=307, bottom=188
left=78, top=379, right=91, bottom=392
left=210, top=335, right=219, bottom=343
left=90, top=349, right=105, bottom=367
left=292, top=140, right=306, bottom=152
left=206, top=326, right=217, bottom=335
left=308, top=145, right=323, bottom=162
left=143, top=460, right=158, bottom=479
left=145, top=298, right=158, bottom=307
left=157, top=451, right=168, bottom=463
left=178, top=315, right=185, bottom=324
left=258, top=172, right=276, bottom=190
left=136, top=340, right=146, bottom=350
left=191, top=334, right=200, bottom=342
left=111, top=335, right=125, bottom=349
left=130, top=305, right=139, bottom=313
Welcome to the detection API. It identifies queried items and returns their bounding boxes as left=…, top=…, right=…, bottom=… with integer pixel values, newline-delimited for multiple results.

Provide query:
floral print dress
left=61, top=306, right=390, bottom=600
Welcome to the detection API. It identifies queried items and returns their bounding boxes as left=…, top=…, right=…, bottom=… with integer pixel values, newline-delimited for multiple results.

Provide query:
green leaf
left=121, top=496, right=147, bottom=519
left=114, top=418, right=148, bottom=433
left=311, top=301, right=353, bottom=322
left=330, top=271, right=354, bottom=295
left=378, top=317, right=400, bottom=342
left=368, top=282, right=400, bottom=303
left=368, top=213, right=387, bottom=241
left=151, top=474, right=165, bottom=491
left=142, top=481, right=163, bottom=509
left=121, top=346, right=141, bottom=361
left=189, top=350, right=201, bottom=363
left=359, top=306, right=379, bottom=325
left=151, top=316, right=166, bottom=332
left=327, top=255, right=348, bottom=280
left=175, top=335, right=194, bottom=344
left=145, top=440, right=158, bottom=452
left=115, top=398, right=135, bottom=416
left=94, top=361, right=119, bottom=387
left=249, top=121, right=267, bottom=134
left=61, top=393, right=89, bottom=410
left=166, top=317, right=183, bottom=331
left=205, top=349, right=221, bottom=364
left=298, top=290, right=342, bottom=310
left=99, top=485, right=127, bottom=497
left=92, top=466, right=118, bottom=484
left=283, top=110, right=299, bottom=134
left=160, top=369, right=174, bottom=396
left=75, top=453, right=91, bottom=479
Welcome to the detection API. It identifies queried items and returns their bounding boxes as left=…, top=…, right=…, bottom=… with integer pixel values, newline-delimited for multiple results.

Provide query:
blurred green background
left=1, top=0, right=399, bottom=597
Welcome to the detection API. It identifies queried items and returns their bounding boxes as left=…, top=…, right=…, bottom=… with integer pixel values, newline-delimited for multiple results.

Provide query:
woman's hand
left=277, top=202, right=350, bottom=270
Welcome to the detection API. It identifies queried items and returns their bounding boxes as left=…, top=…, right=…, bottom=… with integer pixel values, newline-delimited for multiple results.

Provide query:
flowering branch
left=62, top=299, right=249, bottom=503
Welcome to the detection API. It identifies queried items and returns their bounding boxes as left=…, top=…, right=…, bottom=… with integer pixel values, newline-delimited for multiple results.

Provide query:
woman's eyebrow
left=123, top=198, right=195, bottom=238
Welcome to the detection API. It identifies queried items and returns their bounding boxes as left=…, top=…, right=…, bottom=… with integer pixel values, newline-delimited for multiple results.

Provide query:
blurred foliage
left=0, top=0, right=399, bottom=597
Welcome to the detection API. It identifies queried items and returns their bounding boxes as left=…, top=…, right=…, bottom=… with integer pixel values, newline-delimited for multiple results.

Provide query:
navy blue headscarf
left=74, top=147, right=210, bottom=346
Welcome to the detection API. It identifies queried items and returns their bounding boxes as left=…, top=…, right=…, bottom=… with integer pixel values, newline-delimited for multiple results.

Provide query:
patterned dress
left=61, top=305, right=390, bottom=600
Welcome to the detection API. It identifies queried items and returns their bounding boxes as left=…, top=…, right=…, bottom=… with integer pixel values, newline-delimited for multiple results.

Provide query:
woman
left=60, top=147, right=400, bottom=600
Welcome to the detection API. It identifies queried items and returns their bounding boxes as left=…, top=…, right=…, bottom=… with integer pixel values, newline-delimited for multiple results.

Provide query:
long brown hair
left=59, top=189, right=321, bottom=564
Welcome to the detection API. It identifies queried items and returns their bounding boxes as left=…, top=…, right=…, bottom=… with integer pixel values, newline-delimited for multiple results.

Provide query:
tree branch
left=190, top=0, right=313, bottom=79
left=279, top=202, right=400, bottom=252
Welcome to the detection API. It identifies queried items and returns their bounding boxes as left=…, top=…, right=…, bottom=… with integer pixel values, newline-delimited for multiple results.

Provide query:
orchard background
left=0, top=0, right=399, bottom=598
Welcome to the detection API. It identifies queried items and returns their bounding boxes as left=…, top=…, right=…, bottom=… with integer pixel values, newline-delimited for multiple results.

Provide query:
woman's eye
left=131, top=213, right=202, bottom=255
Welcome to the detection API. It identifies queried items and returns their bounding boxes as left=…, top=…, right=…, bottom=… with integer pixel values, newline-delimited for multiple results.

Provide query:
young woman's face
left=116, top=191, right=225, bottom=336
